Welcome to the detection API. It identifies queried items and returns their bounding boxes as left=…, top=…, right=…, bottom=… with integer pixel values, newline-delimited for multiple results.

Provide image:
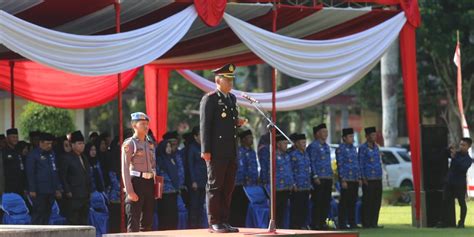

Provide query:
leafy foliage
left=19, top=102, right=75, bottom=138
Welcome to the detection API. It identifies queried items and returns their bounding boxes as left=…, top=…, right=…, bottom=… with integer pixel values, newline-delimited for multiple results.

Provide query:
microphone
left=241, top=93, right=259, bottom=103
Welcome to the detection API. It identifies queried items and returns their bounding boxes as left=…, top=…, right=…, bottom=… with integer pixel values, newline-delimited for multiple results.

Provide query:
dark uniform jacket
left=200, top=90, right=239, bottom=160
left=2, top=145, right=25, bottom=194
left=60, top=152, right=91, bottom=198
left=447, top=152, right=472, bottom=187
left=26, top=148, right=61, bottom=194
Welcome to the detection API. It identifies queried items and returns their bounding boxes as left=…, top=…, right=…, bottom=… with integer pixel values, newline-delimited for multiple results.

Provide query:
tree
left=381, top=39, right=400, bottom=147
left=417, top=0, right=474, bottom=143
left=19, top=102, right=76, bottom=138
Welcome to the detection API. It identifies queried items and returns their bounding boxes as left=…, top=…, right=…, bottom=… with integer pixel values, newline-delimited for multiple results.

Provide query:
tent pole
left=267, top=3, right=278, bottom=233
left=114, top=0, right=126, bottom=233
left=9, top=61, right=15, bottom=128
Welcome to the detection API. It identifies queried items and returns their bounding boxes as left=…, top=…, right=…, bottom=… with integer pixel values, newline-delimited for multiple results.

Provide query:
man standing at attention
left=200, top=64, right=246, bottom=233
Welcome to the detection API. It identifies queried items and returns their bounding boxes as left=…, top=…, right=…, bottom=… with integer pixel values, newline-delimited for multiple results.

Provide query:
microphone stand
left=245, top=97, right=293, bottom=233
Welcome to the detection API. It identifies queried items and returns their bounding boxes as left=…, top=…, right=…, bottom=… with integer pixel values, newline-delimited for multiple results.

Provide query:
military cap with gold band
left=212, top=63, right=236, bottom=79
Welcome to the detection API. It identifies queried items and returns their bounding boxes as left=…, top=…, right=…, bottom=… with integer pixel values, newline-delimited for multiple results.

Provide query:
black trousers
left=361, top=180, right=382, bottom=227
left=125, top=177, right=155, bottom=232
left=311, top=179, right=333, bottom=228
left=290, top=190, right=310, bottom=229
left=31, top=193, right=55, bottom=225
left=338, top=181, right=359, bottom=227
left=444, top=183, right=467, bottom=224
left=276, top=190, right=290, bottom=228
left=230, top=185, right=249, bottom=227
left=108, top=202, right=121, bottom=233
left=67, top=197, right=90, bottom=225
left=189, top=187, right=206, bottom=229
left=156, top=192, right=178, bottom=230
left=206, top=159, right=237, bottom=225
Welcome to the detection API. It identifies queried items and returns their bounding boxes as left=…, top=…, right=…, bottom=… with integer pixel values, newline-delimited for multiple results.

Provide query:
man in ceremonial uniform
left=200, top=63, right=246, bottom=233
left=358, top=127, right=383, bottom=228
left=307, top=124, right=333, bottom=230
left=289, top=133, right=312, bottom=229
left=230, top=129, right=258, bottom=227
left=121, top=112, right=156, bottom=232
left=26, top=132, right=62, bottom=225
left=3, top=128, right=26, bottom=195
left=275, top=133, right=294, bottom=228
left=336, top=128, right=361, bottom=229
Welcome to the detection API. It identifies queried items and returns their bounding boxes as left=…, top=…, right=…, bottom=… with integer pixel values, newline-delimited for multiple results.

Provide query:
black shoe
left=372, top=225, right=384, bottom=229
left=209, top=224, right=229, bottom=233
left=349, top=224, right=361, bottom=229
left=223, top=223, right=239, bottom=233
left=321, top=223, right=330, bottom=230
left=457, top=221, right=465, bottom=228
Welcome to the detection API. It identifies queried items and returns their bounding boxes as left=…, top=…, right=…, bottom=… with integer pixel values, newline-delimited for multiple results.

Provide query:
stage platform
left=0, top=225, right=95, bottom=237
left=103, top=228, right=358, bottom=237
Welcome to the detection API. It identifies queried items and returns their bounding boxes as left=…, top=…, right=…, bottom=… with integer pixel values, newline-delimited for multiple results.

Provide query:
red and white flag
left=454, top=41, right=470, bottom=138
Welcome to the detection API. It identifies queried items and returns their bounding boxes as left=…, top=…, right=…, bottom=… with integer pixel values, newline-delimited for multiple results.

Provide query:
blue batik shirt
left=336, top=143, right=361, bottom=181
left=289, top=149, right=312, bottom=190
left=307, top=140, right=333, bottom=179
left=236, top=146, right=259, bottom=186
left=358, top=142, right=383, bottom=180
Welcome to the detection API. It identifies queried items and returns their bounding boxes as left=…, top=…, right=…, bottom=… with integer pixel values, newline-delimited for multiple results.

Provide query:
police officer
left=307, top=124, right=333, bottom=230
left=441, top=138, right=473, bottom=228
left=122, top=112, right=156, bottom=232
left=289, top=133, right=312, bottom=229
left=358, top=127, right=383, bottom=228
left=200, top=63, right=246, bottom=233
left=336, top=128, right=361, bottom=229
left=26, top=132, right=62, bottom=225
left=230, top=129, right=258, bottom=227
left=275, top=133, right=295, bottom=228
left=60, top=130, right=91, bottom=225
left=187, top=126, right=207, bottom=229
left=2, top=128, right=26, bottom=195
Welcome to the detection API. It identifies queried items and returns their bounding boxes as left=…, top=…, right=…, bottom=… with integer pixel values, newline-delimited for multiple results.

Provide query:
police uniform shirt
left=289, top=149, right=312, bottom=190
left=358, top=142, right=383, bottom=180
left=258, top=145, right=270, bottom=185
left=122, top=136, right=156, bottom=194
left=236, top=146, right=259, bottom=186
left=307, top=140, right=333, bottom=179
left=336, top=143, right=361, bottom=181
left=26, top=147, right=61, bottom=194
left=276, top=151, right=295, bottom=191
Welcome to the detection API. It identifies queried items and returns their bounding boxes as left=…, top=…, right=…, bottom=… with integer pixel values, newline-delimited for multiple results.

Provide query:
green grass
left=359, top=200, right=474, bottom=237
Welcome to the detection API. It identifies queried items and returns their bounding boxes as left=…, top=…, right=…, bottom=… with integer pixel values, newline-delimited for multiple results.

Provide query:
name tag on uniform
left=40, top=155, right=47, bottom=160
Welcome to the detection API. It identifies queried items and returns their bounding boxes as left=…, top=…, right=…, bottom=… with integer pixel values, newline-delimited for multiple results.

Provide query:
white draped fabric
left=178, top=57, right=377, bottom=111
left=0, top=5, right=197, bottom=76
left=223, top=12, right=406, bottom=80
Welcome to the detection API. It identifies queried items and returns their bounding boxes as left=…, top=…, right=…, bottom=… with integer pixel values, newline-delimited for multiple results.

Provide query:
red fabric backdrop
left=144, top=65, right=169, bottom=142
left=0, top=61, right=138, bottom=109
left=193, top=0, right=227, bottom=27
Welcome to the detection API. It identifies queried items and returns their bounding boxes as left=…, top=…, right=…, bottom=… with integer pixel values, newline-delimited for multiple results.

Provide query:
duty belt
left=130, top=170, right=154, bottom=179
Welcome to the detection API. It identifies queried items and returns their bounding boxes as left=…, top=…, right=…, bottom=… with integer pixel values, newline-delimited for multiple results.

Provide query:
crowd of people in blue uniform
left=0, top=123, right=386, bottom=231
left=0, top=120, right=472, bottom=231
